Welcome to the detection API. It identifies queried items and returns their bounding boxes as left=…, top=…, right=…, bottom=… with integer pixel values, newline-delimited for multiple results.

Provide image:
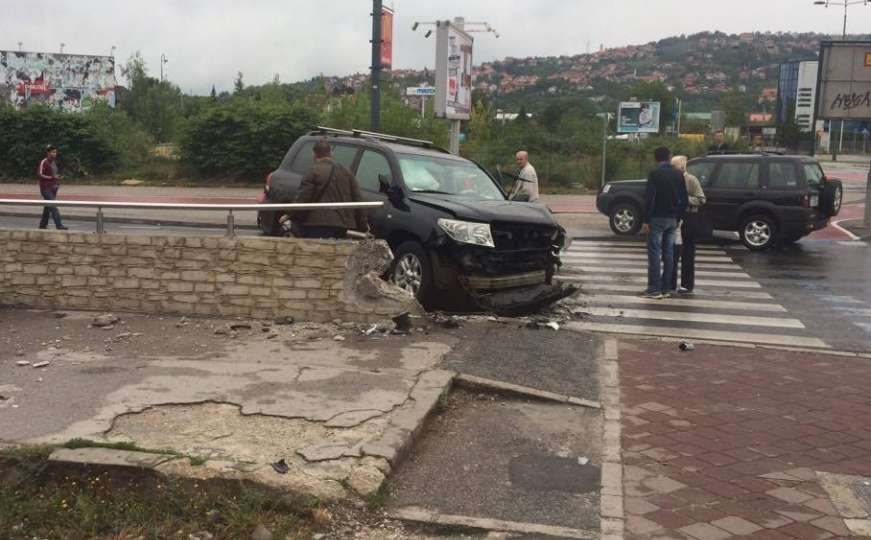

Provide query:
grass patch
left=0, top=454, right=319, bottom=539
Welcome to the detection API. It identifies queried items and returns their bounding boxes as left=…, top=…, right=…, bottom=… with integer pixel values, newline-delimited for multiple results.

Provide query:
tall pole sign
left=370, top=0, right=383, bottom=132
left=434, top=18, right=474, bottom=154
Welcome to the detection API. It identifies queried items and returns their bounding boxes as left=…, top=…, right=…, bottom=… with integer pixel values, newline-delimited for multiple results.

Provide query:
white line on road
left=562, top=252, right=735, bottom=263
left=570, top=241, right=730, bottom=252
left=565, top=282, right=775, bottom=300
left=580, top=306, right=804, bottom=329
left=566, top=321, right=830, bottom=349
left=572, top=294, right=788, bottom=312
left=561, top=258, right=742, bottom=270
left=559, top=274, right=763, bottom=289
left=563, top=266, right=752, bottom=278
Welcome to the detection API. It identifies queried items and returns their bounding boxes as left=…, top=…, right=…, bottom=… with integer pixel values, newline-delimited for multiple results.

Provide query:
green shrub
left=0, top=105, right=120, bottom=178
left=179, top=100, right=319, bottom=179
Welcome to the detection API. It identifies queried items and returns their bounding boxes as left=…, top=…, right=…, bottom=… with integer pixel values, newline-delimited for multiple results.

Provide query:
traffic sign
left=406, top=86, right=436, bottom=96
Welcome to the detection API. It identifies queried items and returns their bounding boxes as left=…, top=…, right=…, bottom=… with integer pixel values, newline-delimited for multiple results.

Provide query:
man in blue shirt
left=641, top=147, right=688, bottom=299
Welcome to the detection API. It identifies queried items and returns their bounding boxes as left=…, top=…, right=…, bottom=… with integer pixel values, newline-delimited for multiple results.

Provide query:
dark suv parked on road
left=595, top=153, right=843, bottom=250
left=258, top=127, right=571, bottom=312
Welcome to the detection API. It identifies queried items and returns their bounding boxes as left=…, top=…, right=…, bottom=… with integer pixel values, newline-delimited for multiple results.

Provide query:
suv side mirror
left=378, top=174, right=391, bottom=193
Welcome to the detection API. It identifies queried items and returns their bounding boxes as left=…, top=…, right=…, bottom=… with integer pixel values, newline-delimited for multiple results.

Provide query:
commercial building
left=776, top=60, right=818, bottom=132
left=0, top=50, right=116, bottom=111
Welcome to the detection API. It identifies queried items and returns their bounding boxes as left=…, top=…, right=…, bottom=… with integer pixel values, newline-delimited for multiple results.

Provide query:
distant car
left=595, top=153, right=843, bottom=250
left=258, top=127, right=571, bottom=313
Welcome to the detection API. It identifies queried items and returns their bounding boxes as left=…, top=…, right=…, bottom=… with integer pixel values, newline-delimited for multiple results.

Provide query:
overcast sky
left=0, top=0, right=858, bottom=94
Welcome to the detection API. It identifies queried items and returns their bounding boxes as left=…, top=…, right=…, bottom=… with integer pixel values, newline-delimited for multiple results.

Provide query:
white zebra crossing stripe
left=570, top=240, right=729, bottom=251
left=561, top=258, right=742, bottom=270
left=566, top=248, right=730, bottom=257
left=559, top=274, right=763, bottom=289
left=573, top=294, right=788, bottom=313
left=563, top=266, right=752, bottom=279
left=562, top=253, right=735, bottom=263
left=564, top=282, right=775, bottom=300
left=579, top=306, right=805, bottom=329
left=565, top=321, right=830, bottom=349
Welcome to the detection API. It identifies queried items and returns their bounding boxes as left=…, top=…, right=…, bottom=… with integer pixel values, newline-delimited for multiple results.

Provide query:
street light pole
left=601, top=113, right=610, bottom=188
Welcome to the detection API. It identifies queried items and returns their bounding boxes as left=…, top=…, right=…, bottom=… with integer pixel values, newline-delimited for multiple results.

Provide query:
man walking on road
left=37, top=145, right=67, bottom=230
left=641, top=146, right=687, bottom=299
left=510, top=150, right=539, bottom=202
left=708, top=130, right=729, bottom=154
left=293, top=138, right=368, bottom=239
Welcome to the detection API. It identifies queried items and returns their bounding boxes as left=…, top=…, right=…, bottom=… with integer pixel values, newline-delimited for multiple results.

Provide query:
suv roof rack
left=705, top=150, right=785, bottom=157
left=309, top=126, right=450, bottom=153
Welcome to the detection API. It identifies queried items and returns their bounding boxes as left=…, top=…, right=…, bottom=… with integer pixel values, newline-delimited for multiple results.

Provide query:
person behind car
left=641, top=146, right=688, bottom=300
left=667, top=155, right=706, bottom=294
left=293, top=137, right=368, bottom=239
left=510, top=150, right=539, bottom=202
left=708, top=130, right=729, bottom=154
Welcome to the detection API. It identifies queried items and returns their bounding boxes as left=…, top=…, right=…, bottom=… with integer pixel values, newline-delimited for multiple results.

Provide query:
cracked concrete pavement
left=0, top=307, right=455, bottom=499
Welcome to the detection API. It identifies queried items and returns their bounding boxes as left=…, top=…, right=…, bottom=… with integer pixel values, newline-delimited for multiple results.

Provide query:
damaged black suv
left=258, top=127, right=571, bottom=313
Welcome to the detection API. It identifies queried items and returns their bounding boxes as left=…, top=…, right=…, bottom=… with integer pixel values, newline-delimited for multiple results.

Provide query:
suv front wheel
left=609, top=202, right=642, bottom=236
left=391, top=241, right=433, bottom=305
left=740, top=214, right=778, bottom=250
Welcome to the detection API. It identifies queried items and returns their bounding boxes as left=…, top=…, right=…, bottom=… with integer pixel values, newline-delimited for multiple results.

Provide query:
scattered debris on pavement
left=91, top=313, right=120, bottom=328
left=679, top=341, right=695, bottom=352
left=271, top=459, right=289, bottom=475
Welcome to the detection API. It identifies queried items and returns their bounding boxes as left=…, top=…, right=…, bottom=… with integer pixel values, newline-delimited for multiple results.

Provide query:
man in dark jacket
left=293, top=138, right=368, bottom=239
left=708, top=130, right=729, bottom=153
left=641, top=146, right=688, bottom=299
left=37, top=145, right=68, bottom=230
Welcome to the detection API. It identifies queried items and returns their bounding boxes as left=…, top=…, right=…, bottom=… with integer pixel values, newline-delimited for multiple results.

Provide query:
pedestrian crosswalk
left=557, top=239, right=830, bottom=349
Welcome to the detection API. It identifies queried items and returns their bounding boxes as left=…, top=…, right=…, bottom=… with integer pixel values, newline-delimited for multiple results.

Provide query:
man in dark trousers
left=37, top=145, right=68, bottom=230
left=641, top=146, right=687, bottom=299
left=293, top=138, right=368, bottom=239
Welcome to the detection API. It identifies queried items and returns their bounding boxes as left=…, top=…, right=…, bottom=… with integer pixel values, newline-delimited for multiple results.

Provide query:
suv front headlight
left=437, top=218, right=495, bottom=248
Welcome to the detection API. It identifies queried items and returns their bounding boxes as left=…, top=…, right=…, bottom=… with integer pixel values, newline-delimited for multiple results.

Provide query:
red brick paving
left=618, top=339, right=871, bottom=539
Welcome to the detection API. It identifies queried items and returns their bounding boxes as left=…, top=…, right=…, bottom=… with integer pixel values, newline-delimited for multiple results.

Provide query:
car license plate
left=810, top=194, right=819, bottom=207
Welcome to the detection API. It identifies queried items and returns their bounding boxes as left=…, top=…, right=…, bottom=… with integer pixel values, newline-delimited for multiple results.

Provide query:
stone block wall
left=0, top=230, right=416, bottom=323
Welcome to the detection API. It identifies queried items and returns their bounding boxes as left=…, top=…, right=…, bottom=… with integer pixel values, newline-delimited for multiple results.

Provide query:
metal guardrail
left=0, top=199, right=383, bottom=236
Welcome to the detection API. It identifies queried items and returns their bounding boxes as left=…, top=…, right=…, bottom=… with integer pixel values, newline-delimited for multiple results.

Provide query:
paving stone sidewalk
left=617, top=339, right=871, bottom=539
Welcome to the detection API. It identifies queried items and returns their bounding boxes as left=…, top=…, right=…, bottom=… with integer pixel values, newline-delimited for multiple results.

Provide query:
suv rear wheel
left=609, top=202, right=642, bottom=236
left=740, top=214, right=778, bottom=250
left=821, top=181, right=843, bottom=217
left=391, top=241, right=433, bottom=305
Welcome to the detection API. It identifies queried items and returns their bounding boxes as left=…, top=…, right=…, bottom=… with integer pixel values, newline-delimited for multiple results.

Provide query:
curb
left=453, top=373, right=601, bottom=409
left=387, top=506, right=597, bottom=539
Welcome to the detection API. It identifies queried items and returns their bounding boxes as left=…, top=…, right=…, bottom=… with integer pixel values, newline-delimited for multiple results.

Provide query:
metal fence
left=0, top=199, right=383, bottom=236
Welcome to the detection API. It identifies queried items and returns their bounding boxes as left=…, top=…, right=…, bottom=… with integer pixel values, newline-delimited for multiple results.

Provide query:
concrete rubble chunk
left=92, top=313, right=120, bottom=327
left=348, top=462, right=387, bottom=496
left=343, top=239, right=423, bottom=317
left=49, top=447, right=175, bottom=469
left=32, top=361, right=50, bottom=368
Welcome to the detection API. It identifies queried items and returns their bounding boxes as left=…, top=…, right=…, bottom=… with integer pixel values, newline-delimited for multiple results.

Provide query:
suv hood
left=408, top=193, right=556, bottom=225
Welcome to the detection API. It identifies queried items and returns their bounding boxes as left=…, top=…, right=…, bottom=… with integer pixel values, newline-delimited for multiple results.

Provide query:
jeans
left=667, top=216, right=698, bottom=291
left=39, top=185, right=64, bottom=229
left=646, top=217, right=678, bottom=294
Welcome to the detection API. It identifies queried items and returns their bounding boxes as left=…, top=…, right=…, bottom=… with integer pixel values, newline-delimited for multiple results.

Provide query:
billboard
left=380, top=7, right=394, bottom=71
left=434, top=21, right=473, bottom=120
left=0, top=50, right=116, bottom=112
left=816, top=41, right=871, bottom=120
left=617, top=101, right=661, bottom=133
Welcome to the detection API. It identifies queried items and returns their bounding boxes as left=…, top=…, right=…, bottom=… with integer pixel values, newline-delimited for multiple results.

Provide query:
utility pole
left=601, top=113, right=610, bottom=188
left=370, top=0, right=383, bottom=132
left=160, top=53, right=168, bottom=82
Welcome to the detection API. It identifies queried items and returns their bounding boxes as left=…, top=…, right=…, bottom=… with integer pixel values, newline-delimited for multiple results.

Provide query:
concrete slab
left=0, top=307, right=456, bottom=500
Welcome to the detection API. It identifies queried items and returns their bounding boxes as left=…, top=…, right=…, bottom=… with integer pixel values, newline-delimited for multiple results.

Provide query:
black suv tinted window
left=687, top=161, right=716, bottom=187
left=356, top=150, right=391, bottom=192
left=715, top=162, right=759, bottom=189
left=332, top=145, right=358, bottom=169
left=768, top=162, right=799, bottom=189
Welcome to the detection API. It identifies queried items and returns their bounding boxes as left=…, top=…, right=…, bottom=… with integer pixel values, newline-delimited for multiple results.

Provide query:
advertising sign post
left=617, top=101, right=661, bottom=134
left=435, top=18, right=474, bottom=154
left=816, top=40, right=871, bottom=226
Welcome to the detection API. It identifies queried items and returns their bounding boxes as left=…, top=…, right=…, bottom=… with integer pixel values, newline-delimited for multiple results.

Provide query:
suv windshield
left=397, top=154, right=505, bottom=200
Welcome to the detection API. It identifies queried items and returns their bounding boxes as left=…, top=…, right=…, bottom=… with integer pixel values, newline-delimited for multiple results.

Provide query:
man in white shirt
left=511, top=150, right=539, bottom=202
